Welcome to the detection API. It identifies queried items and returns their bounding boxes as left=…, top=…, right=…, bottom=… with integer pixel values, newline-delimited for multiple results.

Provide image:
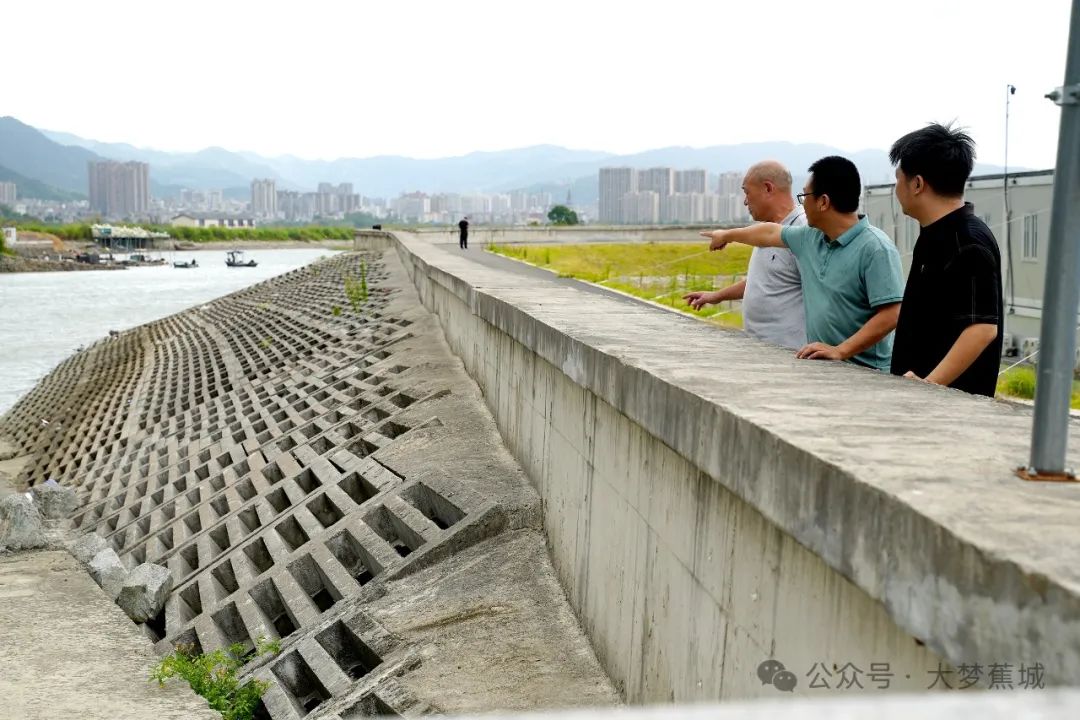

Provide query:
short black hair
left=807, top=156, right=861, bottom=213
left=889, top=122, right=975, bottom=197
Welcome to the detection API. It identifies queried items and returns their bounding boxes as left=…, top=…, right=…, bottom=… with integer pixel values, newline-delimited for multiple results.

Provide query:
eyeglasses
left=796, top=192, right=818, bottom=203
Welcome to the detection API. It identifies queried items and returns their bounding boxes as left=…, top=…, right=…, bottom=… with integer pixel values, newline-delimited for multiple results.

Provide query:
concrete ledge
left=0, top=550, right=217, bottom=720
left=405, top=224, right=738, bottom=245
left=390, top=230, right=1080, bottom=692
left=352, top=230, right=394, bottom=251
left=443, top=691, right=1080, bottom=719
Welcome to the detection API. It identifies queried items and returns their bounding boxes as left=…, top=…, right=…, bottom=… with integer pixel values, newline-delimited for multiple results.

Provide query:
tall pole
left=1004, top=84, right=1016, bottom=314
left=1027, top=0, right=1080, bottom=477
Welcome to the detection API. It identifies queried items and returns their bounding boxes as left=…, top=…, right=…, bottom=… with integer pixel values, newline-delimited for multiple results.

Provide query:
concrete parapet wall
left=352, top=230, right=394, bottom=251
left=391, top=230, right=1080, bottom=700
left=406, top=224, right=731, bottom=246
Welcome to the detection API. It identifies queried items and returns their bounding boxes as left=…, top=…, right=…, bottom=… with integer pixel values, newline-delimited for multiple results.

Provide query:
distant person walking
left=887, top=123, right=1003, bottom=397
left=683, top=161, right=806, bottom=349
left=458, top=216, right=469, bottom=249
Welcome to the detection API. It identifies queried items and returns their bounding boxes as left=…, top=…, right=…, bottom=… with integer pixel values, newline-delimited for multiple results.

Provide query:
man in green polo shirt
left=700, top=156, right=904, bottom=370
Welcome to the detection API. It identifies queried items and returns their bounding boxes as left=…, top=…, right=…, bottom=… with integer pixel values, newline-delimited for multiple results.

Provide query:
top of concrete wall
left=444, top=691, right=1080, bottom=719
left=392, top=230, right=1080, bottom=684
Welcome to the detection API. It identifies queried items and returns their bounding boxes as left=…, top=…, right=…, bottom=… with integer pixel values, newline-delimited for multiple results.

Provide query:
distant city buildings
left=88, top=160, right=150, bottom=218
left=179, top=188, right=224, bottom=212
left=274, top=184, right=364, bottom=222
left=250, top=179, right=277, bottom=219
left=388, top=190, right=554, bottom=224
left=0, top=181, right=16, bottom=207
left=598, top=166, right=750, bottom=224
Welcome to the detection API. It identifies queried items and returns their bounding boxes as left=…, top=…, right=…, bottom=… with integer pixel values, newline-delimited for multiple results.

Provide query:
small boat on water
left=129, top=252, right=166, bottom=266
left=226, top=250, right=257, bottom=268
left=173, top=259, right=198, bottom=269
left=121, top=253, right=167, bottom=267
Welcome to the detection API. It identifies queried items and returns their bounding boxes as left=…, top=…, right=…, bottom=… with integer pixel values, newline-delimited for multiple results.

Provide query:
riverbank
left=0, top=255, right=126, bottom=273
left=171, top=238, right=353, bottom=250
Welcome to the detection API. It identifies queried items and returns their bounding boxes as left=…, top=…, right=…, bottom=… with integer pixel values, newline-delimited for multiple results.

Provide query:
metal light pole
left=1025, top=0, right=1080, bottom=479
left=1004, top=84, right=1016, bottom=314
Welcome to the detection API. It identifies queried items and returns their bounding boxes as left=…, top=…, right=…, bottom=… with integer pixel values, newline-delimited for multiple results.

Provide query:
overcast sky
left=4, top=0, right=1073, bottom=168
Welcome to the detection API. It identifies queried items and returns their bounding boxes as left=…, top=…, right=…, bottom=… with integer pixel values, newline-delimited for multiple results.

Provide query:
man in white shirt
left=684, top=161, right=806, bottom=349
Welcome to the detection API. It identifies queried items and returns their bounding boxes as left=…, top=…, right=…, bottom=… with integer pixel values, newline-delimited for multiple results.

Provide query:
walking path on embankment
left=408, top=232, right=700, bottom=313
left=0, top=462, right=218, bottom=720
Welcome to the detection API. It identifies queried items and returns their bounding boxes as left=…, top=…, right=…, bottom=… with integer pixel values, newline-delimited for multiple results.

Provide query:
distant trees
left=547, top=205, right=579, bottom=226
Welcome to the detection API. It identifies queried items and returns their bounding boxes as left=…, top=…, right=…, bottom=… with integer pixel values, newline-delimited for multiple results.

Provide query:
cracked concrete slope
left=0, top=249, right=618, bottom=720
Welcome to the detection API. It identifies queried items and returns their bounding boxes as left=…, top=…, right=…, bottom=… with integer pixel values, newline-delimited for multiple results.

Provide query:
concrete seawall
left=390, top=229, right=1080, bottom=699
left=0, top=249, right=618, bottom=719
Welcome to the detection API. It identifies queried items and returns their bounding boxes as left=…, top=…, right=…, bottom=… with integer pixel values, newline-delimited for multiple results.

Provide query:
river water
left=0, top=248, right=339, bottom=415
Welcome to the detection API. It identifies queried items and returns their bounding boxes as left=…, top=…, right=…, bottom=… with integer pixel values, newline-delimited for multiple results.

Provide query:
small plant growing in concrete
left=331, top=305, right=342, bottom=317
left=343, top=264, right=369, bottom=314
left=152, top=637, right=281, bottom=720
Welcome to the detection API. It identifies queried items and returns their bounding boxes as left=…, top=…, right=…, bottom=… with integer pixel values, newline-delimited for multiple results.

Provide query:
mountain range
left=0, top=116, right=1013, bottom=206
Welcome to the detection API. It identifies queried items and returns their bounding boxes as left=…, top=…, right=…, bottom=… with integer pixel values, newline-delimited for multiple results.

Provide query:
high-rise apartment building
left=0, top=182, right=16, bottom=207
left=510, top=190, right=529, bottom=212
left=638, top=168, right=675, bottom=222
left=620, top=192, right=660, bottom=224
left=251, top=179, right=277, bottom=218
left=717, top=170, right=743, bottom=196
left=664, top=192, right=724, bottom=224
left=674, top=169, right=707, bottom=194
left=638, top=167, right=674, bottom=197
left=206, top=190, right=224, bottom=211
left=599, top=167, right=637, bottom=223
left=88, top=161, right=150, bottom=218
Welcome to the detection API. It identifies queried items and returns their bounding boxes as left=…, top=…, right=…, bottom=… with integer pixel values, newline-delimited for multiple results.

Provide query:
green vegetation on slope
left=152, top=638, right=280, bottom=720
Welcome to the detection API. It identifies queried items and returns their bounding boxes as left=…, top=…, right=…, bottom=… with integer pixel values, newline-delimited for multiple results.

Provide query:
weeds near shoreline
left=151, top=637, right=280, bottom=720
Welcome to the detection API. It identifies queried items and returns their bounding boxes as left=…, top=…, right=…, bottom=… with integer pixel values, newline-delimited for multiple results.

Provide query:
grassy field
left=997, top=365, right=1080, bottom=408
left=487, top=242, right=751, bottom=327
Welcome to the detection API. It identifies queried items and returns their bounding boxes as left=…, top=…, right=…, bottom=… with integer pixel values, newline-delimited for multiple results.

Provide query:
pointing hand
left=700, top=230, right=729, bottom=251
left=683, top=290, right=720, bottom=311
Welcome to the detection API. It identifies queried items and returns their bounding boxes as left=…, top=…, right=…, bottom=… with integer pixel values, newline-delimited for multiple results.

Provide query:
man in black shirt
left=458, top=216, right=469, bottom=249
left=888, top=123, right=1003, bottom=397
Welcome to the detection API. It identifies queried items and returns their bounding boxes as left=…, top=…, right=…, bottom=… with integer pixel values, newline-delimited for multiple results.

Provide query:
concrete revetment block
left=117, top=563, right=173, bottom=623
left=0, top=495, right=46, bottom=552
left=88, top=548, right=128, bottom=600
left=31, top=483, right=78, bottom=519
left=69, top=533, right=109, bottom=565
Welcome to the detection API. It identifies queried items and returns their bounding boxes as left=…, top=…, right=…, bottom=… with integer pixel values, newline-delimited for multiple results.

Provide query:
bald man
left=684, top=161, right=806, bottom=349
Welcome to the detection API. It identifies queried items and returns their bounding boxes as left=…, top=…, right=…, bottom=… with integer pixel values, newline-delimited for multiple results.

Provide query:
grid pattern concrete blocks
left=2, top=253, right=508, bottom=718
